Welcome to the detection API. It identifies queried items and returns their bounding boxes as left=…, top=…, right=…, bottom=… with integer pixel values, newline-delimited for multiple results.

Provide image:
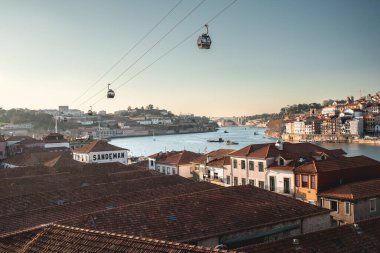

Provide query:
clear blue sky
left=1, top=0, right=379, bottom=116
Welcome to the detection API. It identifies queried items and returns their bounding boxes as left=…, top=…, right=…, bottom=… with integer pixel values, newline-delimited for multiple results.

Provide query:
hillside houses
left=285, top=91, right=380, bottom=138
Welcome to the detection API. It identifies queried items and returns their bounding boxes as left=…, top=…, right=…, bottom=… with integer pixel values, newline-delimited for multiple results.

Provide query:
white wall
left=45, top=142, right=70, bottom=149
left=267, top=169, right=294, bottom=196
left=72, top=150, right=128, bottom=164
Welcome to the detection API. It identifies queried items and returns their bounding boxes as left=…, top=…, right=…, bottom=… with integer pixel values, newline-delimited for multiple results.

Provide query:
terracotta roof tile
left=0, top=224, right=237, bottom=253
left=207, top=156, right=231, bottom=167
left=238, top=217, right=380, bottom=253
left=319, top=178, right=380, bottom=200
left=155, top=150, right=203, bottom=166
left=73, top=140, right=128, bottom=154
left=0, top=179, right=217, bottom=236
left=229, top=142, right=345, bottom=160
left=60, top=186, right=329, bottom=243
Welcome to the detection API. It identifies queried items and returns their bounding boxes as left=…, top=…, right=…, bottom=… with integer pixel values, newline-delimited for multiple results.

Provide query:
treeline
left=247, top=102, right=322, bottom=121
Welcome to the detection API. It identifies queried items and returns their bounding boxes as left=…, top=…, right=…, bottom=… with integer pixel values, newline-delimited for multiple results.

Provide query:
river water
left=110, top=127, right=380, bottom=161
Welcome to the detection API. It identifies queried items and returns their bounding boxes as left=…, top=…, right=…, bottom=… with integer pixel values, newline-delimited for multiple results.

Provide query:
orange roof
left=229, top=142, right=345, bottom=160
left=155, top=150, right=202, bottom=166
left=295, top=155, right=380, bottom=174
left=319, top=178, right=380, bottom=200
left=73, top=140, right=128, bottom=154
left=207, top=156, right=231, bottom=168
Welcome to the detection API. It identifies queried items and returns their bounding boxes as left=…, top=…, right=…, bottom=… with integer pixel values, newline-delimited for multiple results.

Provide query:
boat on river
left=225, top=140, right=239, bottom=145
left=207, top=137, right=224, bottom=143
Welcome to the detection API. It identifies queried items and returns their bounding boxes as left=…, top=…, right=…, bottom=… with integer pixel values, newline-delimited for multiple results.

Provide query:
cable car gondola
left=197, top=24, right=211, bottom=49
left=87, top=106, right=93, bottom=116
left=107, top=83, right=115, bottom=99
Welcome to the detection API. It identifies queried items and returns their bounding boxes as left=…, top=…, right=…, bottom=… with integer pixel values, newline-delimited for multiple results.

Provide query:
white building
left=228, top=141, right=346, bottom=195
left=72, top=140, right=129, bottom=164
left=348, top=117, right=364, bottom=136
left=43, top=133, right=70, bottom=149
left=148, top=150, right=202, bottom=178
left=293, top=121, right=305, bottom=134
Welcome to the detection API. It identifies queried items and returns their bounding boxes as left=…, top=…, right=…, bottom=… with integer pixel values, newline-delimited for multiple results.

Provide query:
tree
left=145, top=104, right=154, bottom=110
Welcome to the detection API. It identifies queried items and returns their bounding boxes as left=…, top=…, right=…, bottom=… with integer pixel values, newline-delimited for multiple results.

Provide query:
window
left=345, top=202, right=350, bottom=215
left=249, top=179, right=255, bottom=186
left=241, top=160, right=246, bottom=170
left=310, top=175, right=316, bottom=189
left=370, top=198, right=377, bottom=212
left=279, top=158, right=285, bottom=166
left=249, top=161, right=254, bottom=171
left=167, top=168, right=170, bottom=174
left=242, top=178, right=246, bottom=185
left=258, top=162, right=264, bottom=172
left=234, top=177, right=238, bottom=186
left=157, top=165, right=160, bottom=170
left=150, top=160, right=154, bottom=166
left=330, top=200, right=338, bottom=212
left=320, top=198, right=324, bottom=208
left=284, top=178, right=290, bottom=194
left=233, top=159, right=237, bottom=169
left=295, top=175, right=300, bottom=187
left=172, top=168, right=176, bottom=175
left=214, top=172, right=218, bottom=179
left=226, top=176, right=231, bottom=185
left=302, top=175, right=309, bottom=188
left=259, top=181, right=264, bottom=189
left=269, top=176, right=275, bottom=191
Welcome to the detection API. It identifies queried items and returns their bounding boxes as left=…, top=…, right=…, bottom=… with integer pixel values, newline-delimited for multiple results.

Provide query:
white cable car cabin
left=197, top=24, right=211, bottom=49
left=107, top=83, right=115, bottom=99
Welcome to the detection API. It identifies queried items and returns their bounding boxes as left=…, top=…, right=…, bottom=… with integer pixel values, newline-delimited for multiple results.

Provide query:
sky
left=1, top=0, right=379, bottom=117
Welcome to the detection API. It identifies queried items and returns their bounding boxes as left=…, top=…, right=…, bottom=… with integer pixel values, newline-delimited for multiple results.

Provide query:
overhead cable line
left=71, top=0, right=184, bottom=106
left=88, top=0, right=238, bottom=110
left=78, top=0, right=207, bottom=109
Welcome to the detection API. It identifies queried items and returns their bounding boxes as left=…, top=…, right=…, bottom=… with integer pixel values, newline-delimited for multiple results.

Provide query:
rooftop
left=73, top=140, right=128, bottom=154
left=229, top=142, right=345, bottom=160
left=154, top=150, right=203, bottom=166
left=0, top=224, right=236, bottom=253
left=61, top=186, right=329, bottom=243
left=238, top=217, right=380, bottom=253
left=319, top=178, right=380, bottom=200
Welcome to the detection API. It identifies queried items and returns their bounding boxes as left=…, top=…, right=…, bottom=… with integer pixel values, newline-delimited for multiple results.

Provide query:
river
left=110, top=127, right=380, bottom=161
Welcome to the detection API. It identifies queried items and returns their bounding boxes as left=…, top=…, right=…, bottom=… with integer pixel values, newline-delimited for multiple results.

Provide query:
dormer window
left=321, top=154, right=327, bottom=160
left=279, top=158, right=285, bottom=166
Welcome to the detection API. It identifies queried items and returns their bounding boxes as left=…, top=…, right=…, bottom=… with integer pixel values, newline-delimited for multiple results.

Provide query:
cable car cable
left=71, top=0, right=184, bottom=106
left=78, top=0, right=207, bottom=109
left=87, top=0, right=238, bottom=110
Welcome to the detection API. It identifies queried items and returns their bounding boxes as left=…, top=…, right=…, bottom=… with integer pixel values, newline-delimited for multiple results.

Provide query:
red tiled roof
left=207, top=156, right=231, bottom=168
left=191, top=149, right=235, bottom=165
left=191, top=154, right=208, bottom=164
left=294, top=156, right=380, bottom=191
left=207, top=149, right=235, bottom=158
left=0, top=180, right=216, bottom=236
left=0, top=224, right=236, bottom=253
left=73, top=140, right=128, bottom=154
left=229, top=142, right=345, bottom=160
left=60, top=186, right=329, bottom=243
left=295, top=156, right=380, bottom=174
left=319, top=178, right=380, bottom=200
left=2, top=150, right=72, bottom=167
left=155, top=150, right=203, bottom=166
left=238, top=217, right=380, bottom=253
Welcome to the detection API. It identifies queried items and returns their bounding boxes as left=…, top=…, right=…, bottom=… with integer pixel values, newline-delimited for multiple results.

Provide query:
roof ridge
left=49, top=223, right=232, bottom=252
